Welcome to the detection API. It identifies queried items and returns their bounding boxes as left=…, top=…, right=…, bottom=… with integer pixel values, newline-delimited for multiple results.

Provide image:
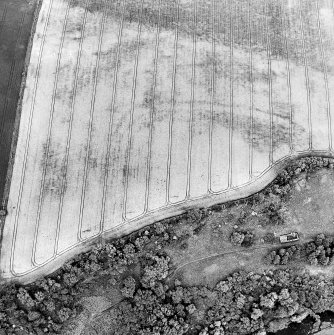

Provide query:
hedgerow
left=1, top=156, right=334, bottom=334
left=267, top=233, right=334, bottom=267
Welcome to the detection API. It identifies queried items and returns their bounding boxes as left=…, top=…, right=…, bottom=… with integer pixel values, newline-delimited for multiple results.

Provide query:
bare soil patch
left=167, top=166, right=334, bottom=287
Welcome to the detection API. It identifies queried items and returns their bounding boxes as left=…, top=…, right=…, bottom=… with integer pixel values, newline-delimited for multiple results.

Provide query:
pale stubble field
left=1, top=0, right=334, bottom=282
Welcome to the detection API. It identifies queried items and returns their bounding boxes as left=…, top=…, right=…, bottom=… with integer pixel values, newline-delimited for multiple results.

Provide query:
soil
left=1, top=157, right=334, bottom=334
left=4, top=0, right=334, bottom=283
left=163, top=168, right=334, bottom=287
left=0, top=0, right=39, bottom=202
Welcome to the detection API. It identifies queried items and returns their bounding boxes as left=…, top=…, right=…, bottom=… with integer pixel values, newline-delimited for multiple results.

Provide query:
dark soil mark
left=68, top=0, right=334, bottom=73
left=0, top=0, right=40, bottom=202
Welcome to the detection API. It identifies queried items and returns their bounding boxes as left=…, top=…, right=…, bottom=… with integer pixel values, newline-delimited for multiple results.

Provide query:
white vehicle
left=279, top=232, right=299, bottom=244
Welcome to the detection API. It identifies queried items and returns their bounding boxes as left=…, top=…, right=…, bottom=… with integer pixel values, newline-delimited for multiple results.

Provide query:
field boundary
left=1, top=0, right=43, bottom=208
left=2, top=151, right=333, bottom=285
left=0, top=0, right=43, bottom=273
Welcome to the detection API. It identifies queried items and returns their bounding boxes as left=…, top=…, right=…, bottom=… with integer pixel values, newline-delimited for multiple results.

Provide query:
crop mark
left=265, top=1, right=274, bottom=165
left=144, top=0, right=162, bottom=214
left=0, top=13, right=26, bottom=143
left=9, top=0, right=334, bottom=278
left=78, top=1, right=108, bottom=241
left=316, top=0, right=332, bottom=151
left=185, top=0, right=197, bottom=199
left=100, top=0, right=126, bottom=231
left=208, top=0, right=215, bottom=193
left=280, top=0, right=293, bottom=154
left=31, top=1, right=72, bottom=267
left=248, top=0, right=254, bottom=180
left=55, top=0, right=90, bottom=256
left=122, top=0, right=145, bottom=221
left=166, top=0, right=180, bottom=205
left=298, top=0, right=312, bottom=151
left=228, top=0, right=233, bottom=189
left=10, top=0, right=55, bottom=276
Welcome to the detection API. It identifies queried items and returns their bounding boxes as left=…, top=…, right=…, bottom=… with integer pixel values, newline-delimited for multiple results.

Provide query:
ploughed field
left=0, top=0, right=39, bottom=200
left=2, top=0, right=334, bottom=282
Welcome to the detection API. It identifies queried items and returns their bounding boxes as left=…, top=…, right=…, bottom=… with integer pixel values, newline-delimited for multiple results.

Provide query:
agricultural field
left=3, top=0, right=334, bottom=333
left=1, top=157, right=334, bottom=334
left=0, top=0, right=39, bottom=200
left=2, top=0, right=334, bottom=287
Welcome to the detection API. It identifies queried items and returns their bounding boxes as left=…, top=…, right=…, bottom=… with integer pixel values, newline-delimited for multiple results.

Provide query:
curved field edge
left=2, top=0, right=330, bottom=284
left=0, top=151, right=333, bottom=286
left=0, top=0, right=43, bottom=205
left=0, top=0, right=41, bottom=201
left=0, top=0, right=43, bottom=273
left=1, top=154, right=334, bottom=334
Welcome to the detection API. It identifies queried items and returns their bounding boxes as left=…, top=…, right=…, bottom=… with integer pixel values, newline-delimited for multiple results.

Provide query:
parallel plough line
left=207, top=0, right=215, bottom=192
left=32, top=0, right=72, bottom=267
left=54, top=0, right=90, bottom=257
left=100, top=0, right=126, bottom=231
left=165, top=0, right=180, bottom=206
left=122, top=0, right=145, bottom=221
left=6, top=0, right=334, bottom=278
left=315, top=0, right=332, bottom=152
left=78, top=0, right=108, bottom=241
left=298, top=0, right=312, bottom=151
left=280, top=0, right=294, bottom=155
left=185, top=0, right=197, bottom=200
left=10, top=0, right=55, bottom=276
left=144, top=0, right=162, bottom=213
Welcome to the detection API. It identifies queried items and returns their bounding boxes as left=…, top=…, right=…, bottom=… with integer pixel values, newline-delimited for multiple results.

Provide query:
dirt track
left=1, top=0, right=334, bottom=283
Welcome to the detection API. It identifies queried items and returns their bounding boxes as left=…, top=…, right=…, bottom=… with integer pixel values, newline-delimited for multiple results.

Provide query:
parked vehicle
left=279, top=232, right=299, bottom=244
